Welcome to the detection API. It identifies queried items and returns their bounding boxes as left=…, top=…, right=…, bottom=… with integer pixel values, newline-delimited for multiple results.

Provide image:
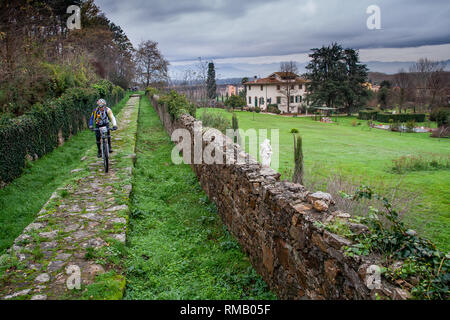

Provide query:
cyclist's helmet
left=97, top=99, right=107, bottom=107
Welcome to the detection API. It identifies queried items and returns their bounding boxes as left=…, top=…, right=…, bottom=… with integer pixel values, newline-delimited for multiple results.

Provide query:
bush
left=405, top=120, right=416, bottom=133
left=158, top=90, right=196, bottom=120
left=267, top=104, right=281, bottom=114
left=430, top=108, right=450, bottom=127
left=255, top=107, right=261, bottom=113
left=199, top=109, right=230, bottom=133
left=376, top=113, right=426, bottom=123
left=0, top=80, right=125, bottom=184
left=224, top=95, right=246, bottom=110
left=145, top=87, right=159, bottom=98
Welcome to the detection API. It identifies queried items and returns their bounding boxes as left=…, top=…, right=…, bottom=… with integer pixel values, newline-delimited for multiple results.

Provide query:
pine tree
left=207, top=62, right=216, bottom=100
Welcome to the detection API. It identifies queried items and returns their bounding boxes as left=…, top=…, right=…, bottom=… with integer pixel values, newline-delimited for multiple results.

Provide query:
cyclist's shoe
left=97, top=150, right=102, bottom=158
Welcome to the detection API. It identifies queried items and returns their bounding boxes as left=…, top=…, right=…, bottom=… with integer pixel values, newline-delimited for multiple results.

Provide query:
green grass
left=124, top=96, right=276, bottom=300
left=198, top=108, right=450, bottom=252
left=0, top=93, right=132, bottom=254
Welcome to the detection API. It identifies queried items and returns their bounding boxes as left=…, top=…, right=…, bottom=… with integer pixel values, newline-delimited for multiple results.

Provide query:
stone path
left=0, top=95, right=140, bottom=300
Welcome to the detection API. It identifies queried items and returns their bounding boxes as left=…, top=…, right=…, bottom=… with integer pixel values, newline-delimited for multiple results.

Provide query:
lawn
left=197, top=108, right=450, bottom=252
left=124, top=96, right=276, bottom=299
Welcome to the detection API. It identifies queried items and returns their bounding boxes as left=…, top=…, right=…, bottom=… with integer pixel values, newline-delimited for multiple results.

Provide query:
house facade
left=226, top=84, right=236, bottom=96
left=244, top=72, right=309, bottom=113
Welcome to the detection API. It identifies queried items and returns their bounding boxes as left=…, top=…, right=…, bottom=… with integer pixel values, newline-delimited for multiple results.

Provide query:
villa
left=244, top=72, right=309, bottom=113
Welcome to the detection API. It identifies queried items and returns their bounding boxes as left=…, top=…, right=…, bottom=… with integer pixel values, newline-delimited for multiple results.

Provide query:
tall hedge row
left=0, top=81, right=125, bottom=185
left=358, top=110, right=426, bottom=123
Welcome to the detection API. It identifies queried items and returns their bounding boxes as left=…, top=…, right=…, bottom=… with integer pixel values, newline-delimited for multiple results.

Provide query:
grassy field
left=198, top=108, right=450, bottom=252
left=124, top=96, right=276, bottom=299
left=0, top=93, right=132, bottom=254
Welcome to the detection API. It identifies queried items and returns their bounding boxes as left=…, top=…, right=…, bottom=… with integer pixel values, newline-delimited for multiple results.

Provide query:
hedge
left=358, top=110, right=426, bottom=123
left=358, top=110, right=378, bottom=120
left=0, top=81, right=125, bottom=185
left=376, top=113, right=426, bottom=123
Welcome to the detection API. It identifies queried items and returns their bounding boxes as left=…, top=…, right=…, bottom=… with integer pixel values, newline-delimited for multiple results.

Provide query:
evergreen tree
left=305, top=43, right=368, bottom=113
left=207, top=62, right=216, bottom=100
left=342, top=49, right=369, bottom=114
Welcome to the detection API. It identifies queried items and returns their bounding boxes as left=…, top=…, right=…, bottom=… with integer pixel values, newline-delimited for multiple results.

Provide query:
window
left=248, top=96, right=251, bottom=104
left=299, top=95, right=302, bottom=102
left=248, top=85, right=251, bottom=91
left=299, top=84, right=303, bottom=90
left=276, top=96, right=281, bottom=104
left=267, top=98, right=272, bottom=104
left=260, top=97, right=265, bottom=105
left=290, top=96, right=294, bottom=103
left=295, top=96, right=298, bottom=103
left=291, top=85, right=294, bottom=90
left=260, top=85, right=263, bottom=91
left=277, top=85, right=280, bottom=90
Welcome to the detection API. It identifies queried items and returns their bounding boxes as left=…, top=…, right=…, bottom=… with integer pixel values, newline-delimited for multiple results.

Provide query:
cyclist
left=89, top=99, right=118, bottom=158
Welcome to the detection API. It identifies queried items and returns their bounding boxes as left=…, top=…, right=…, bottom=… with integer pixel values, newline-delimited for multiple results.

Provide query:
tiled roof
left=245, top=78, right=307, bottom=85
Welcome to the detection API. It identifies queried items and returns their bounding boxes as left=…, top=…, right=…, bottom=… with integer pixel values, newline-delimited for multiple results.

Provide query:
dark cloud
left=95, top=0, right=450, bottom=76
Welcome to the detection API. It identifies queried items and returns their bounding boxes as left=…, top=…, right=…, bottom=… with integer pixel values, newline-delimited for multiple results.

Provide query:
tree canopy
left=305, top=43, right=368, bottom=113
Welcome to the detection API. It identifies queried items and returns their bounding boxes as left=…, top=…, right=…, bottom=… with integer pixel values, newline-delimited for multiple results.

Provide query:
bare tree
left=393, top=69, right=412, bottom=113
left=409, top=58, right=447, bottom=111
left=135, top=40, right=169, bottom=88
left=279, top=61, right=299, bottom=111
left=195, top=57, right=209, bottom=107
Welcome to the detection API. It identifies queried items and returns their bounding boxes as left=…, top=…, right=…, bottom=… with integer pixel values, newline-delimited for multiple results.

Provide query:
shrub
left=158, top=90, right=196, bottom=120
left=145, top=87, right=159, bottom=98
left=430, top=108, right=450, bottom=127
left=267, top=104, right=281, bottom=114
left=224, top=95, right=246, bottom=110
left=405, top=120, right=416, bottom=133
left=199, top=109, right=231, bottom=133
left=255, top=107, right=261, bottom=113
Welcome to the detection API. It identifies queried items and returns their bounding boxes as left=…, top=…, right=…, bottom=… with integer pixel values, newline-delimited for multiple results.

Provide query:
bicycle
left=92, top=126, right=117, bottom=173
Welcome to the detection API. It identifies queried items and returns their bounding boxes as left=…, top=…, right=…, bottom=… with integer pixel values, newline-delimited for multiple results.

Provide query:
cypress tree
left=207, top=62, right=216, bottom=100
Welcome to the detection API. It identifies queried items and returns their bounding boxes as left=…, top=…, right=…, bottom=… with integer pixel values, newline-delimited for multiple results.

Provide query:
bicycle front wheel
left=103, top=140, right=109, bottom=173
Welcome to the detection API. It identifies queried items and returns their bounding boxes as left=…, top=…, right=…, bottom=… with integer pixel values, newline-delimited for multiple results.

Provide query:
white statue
left=260, top=139, right=272, bottom=167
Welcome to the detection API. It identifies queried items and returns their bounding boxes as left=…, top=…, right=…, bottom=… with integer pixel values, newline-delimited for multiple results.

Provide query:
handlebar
left=91, top=127, right=117, bottom=132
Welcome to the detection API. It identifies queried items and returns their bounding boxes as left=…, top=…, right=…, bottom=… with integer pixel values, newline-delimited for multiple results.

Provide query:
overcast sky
left=96, top=0, right=450, bottom=78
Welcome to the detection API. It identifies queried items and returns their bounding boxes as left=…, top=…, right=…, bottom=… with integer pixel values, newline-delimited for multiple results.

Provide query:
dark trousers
left=95, top=124, right=112, bottom=152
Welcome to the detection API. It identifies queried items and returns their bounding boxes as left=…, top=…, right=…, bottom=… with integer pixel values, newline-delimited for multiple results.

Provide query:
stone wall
left=150, top=96, right=409, bottom=300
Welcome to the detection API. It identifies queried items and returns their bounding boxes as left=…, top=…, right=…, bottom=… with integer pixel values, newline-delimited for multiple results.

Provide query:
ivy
left=340, top=185, right=449, bottom=300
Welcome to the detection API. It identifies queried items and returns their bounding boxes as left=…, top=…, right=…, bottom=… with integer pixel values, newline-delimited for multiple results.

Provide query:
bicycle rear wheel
left=103, top=140, right=109, bottom=173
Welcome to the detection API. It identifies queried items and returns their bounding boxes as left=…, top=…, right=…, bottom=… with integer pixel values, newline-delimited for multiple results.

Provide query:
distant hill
left=368, top=71, right=450, bottom=85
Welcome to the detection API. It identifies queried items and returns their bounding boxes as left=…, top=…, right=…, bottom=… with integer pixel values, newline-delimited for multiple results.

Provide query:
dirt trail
left=0, top=95, right=140, bottom=300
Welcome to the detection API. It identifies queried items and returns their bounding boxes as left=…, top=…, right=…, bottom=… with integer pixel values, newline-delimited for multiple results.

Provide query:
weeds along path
left=0, top=95, right=139, bottom=300
left=124, top=96, right=276, bottom=300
